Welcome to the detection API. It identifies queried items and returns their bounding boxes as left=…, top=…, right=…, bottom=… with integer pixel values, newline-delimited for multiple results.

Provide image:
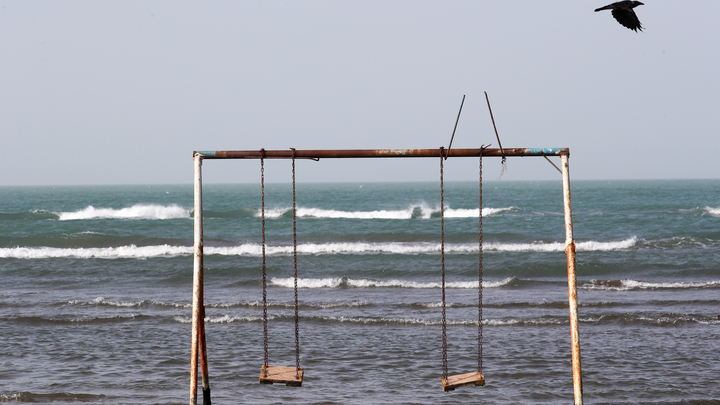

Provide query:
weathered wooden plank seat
left=441, top=371, right=485, bottom=392
left=259, top=365, right=304, bottom=387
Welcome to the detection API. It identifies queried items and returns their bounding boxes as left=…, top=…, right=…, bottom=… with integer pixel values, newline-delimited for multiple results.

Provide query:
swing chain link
left=261, top=149, right=269, bottom=373
left=291, top=148, right=300, bottom=378
left=479, top=152, right=484, bottom=373
left=440, top=147, right=448, bottom=382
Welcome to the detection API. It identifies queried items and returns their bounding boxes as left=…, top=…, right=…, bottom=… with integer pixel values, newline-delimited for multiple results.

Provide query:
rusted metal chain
left=261, top=149, right=269, bottom=374
left=478, top=152, right=484, bottom=373
left=291, top=148, right=300, bottom=378
left=440, top=147, right=448, bottom=381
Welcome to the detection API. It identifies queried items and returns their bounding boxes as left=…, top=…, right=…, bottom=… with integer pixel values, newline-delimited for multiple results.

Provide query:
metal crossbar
left=189, top=146, right=583, bottom=405
left=194, top=148, right=568, bottom=160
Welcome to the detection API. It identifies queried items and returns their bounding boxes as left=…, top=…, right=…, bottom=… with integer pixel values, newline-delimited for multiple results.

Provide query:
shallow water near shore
left=1, top=180, right=719, bottom=404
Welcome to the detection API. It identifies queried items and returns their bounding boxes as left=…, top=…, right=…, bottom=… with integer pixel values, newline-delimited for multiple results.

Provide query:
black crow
left=595, top=1, right=644, bottom=32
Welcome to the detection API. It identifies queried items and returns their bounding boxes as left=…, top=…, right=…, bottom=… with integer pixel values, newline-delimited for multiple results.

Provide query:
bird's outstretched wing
left=595, top=1, right=644, bottom=32
left=611, top=8, right=643, bottom=32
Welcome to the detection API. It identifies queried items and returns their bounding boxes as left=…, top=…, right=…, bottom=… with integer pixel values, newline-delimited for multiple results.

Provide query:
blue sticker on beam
left=522, top=148, right=566, bottom=155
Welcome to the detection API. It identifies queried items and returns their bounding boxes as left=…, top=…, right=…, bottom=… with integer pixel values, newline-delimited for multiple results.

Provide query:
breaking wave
left=268, top=276, right=515, bottom=289
left=581, top=279, right=720, bottom=291
left=56, top=204, right=190, bottom=220
left=262, top=205, right=515, bottom=220
left=0, top=238, right=639, bottom=259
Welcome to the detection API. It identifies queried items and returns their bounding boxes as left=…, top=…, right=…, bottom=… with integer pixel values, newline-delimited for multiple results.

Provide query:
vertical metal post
left=561, top=154, right=583, bottom=405
left=190, top=153, right=204, bottom=405
left=199, top=293, right=211, bottom=403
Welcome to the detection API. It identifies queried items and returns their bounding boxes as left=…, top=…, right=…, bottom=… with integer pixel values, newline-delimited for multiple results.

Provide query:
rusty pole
left=190, top=153, right=204, bottom=405
left=189, top=147, right=575, bottom=400
left=194, top=147, right=568, bottom=160
left=199, top=290, right=211, bottom=403
left=561, top=154, right=583, bottom=405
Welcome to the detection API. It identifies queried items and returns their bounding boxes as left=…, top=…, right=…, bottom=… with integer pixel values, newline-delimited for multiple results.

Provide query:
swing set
left=189, top=147, right=583, bottom=405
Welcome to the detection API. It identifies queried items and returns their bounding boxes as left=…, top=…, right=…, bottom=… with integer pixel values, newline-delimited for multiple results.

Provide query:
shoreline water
left=1, top=180, right=719, bottom=403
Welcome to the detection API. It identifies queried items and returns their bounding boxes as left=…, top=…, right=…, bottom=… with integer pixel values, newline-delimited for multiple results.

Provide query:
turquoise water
left=1, top=180, right=719, bottom=404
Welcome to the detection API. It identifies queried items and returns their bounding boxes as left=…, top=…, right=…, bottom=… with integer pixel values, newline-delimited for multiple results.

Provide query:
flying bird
left=595, top=1, right=644, bottom=32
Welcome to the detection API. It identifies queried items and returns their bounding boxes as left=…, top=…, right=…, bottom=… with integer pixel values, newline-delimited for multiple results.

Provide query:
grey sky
left=2, top=1, right=718, bottom=185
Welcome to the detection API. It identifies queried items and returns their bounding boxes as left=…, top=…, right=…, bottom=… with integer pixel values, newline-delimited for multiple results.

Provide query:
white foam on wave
left=484, top=237, right=637, bottom=252
left=260, top=205, right=514, bottom=220
left=269, top=277, right=514, bottom=289
left=173, top=315, right=269, bottom=324
left=271, top=277, right=344, bottom=289
left=299, top=206, right=424, bottom=219
left=217, top=238, right=637, bottom=255
left=485, top=318, right=566, bottom=326
left=315, top=316, right=562, bottom=327
left=57, top=204, right=190, bottom=221
left=704, top=206, right=720, bottom=217
left=418, top=302, right=454, bottom=308
left=209, top=242, right=447, bottom=256
left=314, top=315, right=480, bottom=326
left=581, top=279, right=720, bottom=291
left=67, top=297, right=189, bottom=308
left=0, top=245, right=192, bottom=259
left=0, top=237, right=637, bottom=259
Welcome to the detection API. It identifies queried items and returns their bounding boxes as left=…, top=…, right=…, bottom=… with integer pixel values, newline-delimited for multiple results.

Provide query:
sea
left=1, top=179, right=719, bottom=404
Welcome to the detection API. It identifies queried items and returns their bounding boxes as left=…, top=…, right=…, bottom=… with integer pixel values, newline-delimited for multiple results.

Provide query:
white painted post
left=190, top=153, right=204, bottom=405
left=561, top=154, right=583, bottom=405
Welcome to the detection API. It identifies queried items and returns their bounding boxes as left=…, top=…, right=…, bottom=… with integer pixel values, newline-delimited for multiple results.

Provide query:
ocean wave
left=56, top=204, right=190, bottom=220
left=0, top=237, right=639, bottom=259
left=413, top=301, right=466, bottom=308
left=704, top=206, right=720, bottom=217
left=310, top=316, right=478, bottom=326
left=639, top=236, right=720, bottom=250
left=173, top=315, right=267, bottom=324
left=0, top=232, right=191, bottom=250
left=269, top=276, right=515, bottom=289
left=173, top=312, right=720, bottom=327
left=0, top=245, right=192, bottom=259
left=67, top=297, right=190, bottom=309
left=172, top=314, right=479, bottom=326
left=216, top=237, right=636, bottom=255
left=308, top=315, right=566, bottom=327
left=173, top=313, right=720, bottom=327
left=10, top=314, right=148, bottom=325
left=210, top=300, right=371, bottom=309
left=486, top=317, right=567, bottom=326
left=0, top=392, right=107, bottom=402
left=260, top=205, right=515, bottom=220
left=485, top=237, right=637, bottom=252
left=580, top=313, right=720, bottom=326
left=580, top=279, right=720, bottom=291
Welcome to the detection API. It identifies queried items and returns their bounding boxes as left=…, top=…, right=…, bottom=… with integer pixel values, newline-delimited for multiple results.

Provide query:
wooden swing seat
left=259, top=365, right=304, bottom=387
left=441, top=371, right=485, bottom=392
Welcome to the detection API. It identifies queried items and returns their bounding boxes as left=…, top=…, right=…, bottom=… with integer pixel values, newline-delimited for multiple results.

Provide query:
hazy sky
left=2, top=1, right=719, bottom=185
